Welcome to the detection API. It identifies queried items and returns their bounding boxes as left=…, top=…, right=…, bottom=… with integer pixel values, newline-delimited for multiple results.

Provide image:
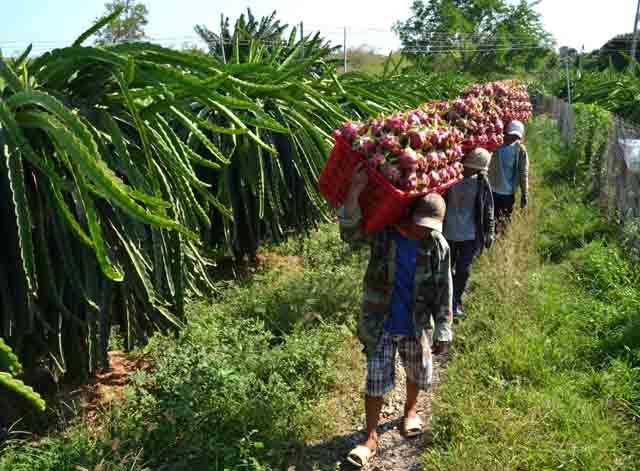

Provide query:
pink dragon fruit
left=426, top=151, right=439, bottom=167
left=355, top=136, right=377, bottom=155
left=369, top=153, right=386, bottom=168
left=408, top=129, right=427, bottom=150
left=398, top=147, right=419, bottom=170
left=380, top=134, right=400, bottom=153
left=437, top=151, right=447, bottom=167
left=429, top=170, right=441, bottom=186
left=399, top=173, right=418, bottom=191
left=387, top=115, right=408, bottom=134
left=338, top=122, right=361, bottom=142
left=382, top=166, right=401, bottom=183
left=407, top=111, right=422, bottom=127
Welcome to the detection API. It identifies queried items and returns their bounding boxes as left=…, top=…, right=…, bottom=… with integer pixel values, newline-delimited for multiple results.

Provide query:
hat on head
left=464, top=148, right=491, bottom=171
left=506, top=120, right=525, bottom=139
left=412, top=193, right=446, bottom=231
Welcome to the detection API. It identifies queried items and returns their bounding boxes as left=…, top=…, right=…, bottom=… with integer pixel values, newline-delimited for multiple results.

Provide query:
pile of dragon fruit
left=332, top=111, right=465, bottom=193
left=462, top=80, right=533, bottom=124
left=331, top=80, right=532, bottom=194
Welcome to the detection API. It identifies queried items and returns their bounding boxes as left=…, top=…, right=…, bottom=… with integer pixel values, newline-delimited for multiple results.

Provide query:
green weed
left=424, top=118, right=640, bottom=470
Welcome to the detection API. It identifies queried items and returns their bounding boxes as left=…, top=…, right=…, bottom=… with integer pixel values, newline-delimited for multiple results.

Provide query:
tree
left=394, top=0, right=554, bottom=73
left=195, top=9, right=287, bottom=62
left=94, top=0, right=149, bottom=45
left=596, top=33, right=638, bottom=71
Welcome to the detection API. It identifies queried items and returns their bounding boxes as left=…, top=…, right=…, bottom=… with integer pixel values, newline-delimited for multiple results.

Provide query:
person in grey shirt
left=489, top=120, right=529, bottom=230
left=444, top=148, right=495, bottom=318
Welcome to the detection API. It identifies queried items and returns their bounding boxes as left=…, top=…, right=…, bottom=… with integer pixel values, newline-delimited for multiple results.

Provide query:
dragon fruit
left=355, top=136, right=377, bottom=155
left=382, top=165, right=401, bottom=183
left=408, top=129, right=428, bottom=150
left=327, top=79, right=531, bottom=198
left=369, top=153, right=386, bottom=168
left=380, top=134, right=401, bottom=153
left=337, top=122, right=361, bottom=142
left=398, top=148, right=419, bottom=170
left=387, top=115, right=408, bottom=134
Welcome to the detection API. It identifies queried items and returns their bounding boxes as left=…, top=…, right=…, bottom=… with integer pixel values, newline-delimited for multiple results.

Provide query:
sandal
left=403, top=415, right=424, bottom=438
left=346, top=444, right=376, bottom=468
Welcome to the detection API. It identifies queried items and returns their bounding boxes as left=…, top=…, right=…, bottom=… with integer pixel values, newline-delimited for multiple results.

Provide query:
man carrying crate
left=339, top=164, right=453, bottom=468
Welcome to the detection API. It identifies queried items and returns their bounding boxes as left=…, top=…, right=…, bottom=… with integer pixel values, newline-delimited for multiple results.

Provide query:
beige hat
left=412, top=193, right=446, bottom=231
left=464, top=148, right=491, bottom=171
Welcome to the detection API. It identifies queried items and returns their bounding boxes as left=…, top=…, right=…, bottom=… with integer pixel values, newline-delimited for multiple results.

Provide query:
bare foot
left=363, top=433, right=378, bottom=452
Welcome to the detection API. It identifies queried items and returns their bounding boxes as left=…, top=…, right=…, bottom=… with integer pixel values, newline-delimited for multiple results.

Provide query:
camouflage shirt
left=338, top=206, right=453, bottom=355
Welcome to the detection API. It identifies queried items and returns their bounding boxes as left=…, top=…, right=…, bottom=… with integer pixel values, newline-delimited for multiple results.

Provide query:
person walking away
left=443, top=148, right=495, bottom=319
left=339, top=164, right=453, bottom=468
left=488, top=120, right=529, bottom=231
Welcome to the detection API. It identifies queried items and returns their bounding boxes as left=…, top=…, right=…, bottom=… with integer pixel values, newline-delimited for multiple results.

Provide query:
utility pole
left=565, top=58, right=572, bottom=105
left=343, top=27, right=348, bottom=73
left=630, top=0, right=640, bottom=71
left=300, top=22, right=304, bottom=58
left=220, top=13, right=226, bottom=64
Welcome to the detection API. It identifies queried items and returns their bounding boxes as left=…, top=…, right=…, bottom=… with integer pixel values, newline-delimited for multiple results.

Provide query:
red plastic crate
left=318, top=137, right=462, bottom=233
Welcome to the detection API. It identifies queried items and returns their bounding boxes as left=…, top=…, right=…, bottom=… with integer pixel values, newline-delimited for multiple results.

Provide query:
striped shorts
left=366, top=332, right=433, bottom=397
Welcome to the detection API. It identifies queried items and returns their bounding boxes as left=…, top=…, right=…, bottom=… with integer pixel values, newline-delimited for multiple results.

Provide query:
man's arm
left=432, top=244, right=453, bottom=353
left=519, top=145, right=529, bottom=208
left=338, top=163, right=369, bottom=245
left=484, top=181, right=496, bottom=247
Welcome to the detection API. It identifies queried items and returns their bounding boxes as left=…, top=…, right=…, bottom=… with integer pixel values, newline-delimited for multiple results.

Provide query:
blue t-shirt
left=384, top=232, right=420, bottom=336
left=493, top=143, right=519, bottom=195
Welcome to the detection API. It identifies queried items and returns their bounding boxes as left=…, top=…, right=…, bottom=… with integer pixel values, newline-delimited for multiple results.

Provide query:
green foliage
left=394, top=0, right=555, bottom=73
left=94, top=0, right=149, bottom=45
left=0, top=337, right=45, bottom=412
left=621, top=217, right=640, bottom=262
left=423, top=119, right=640, bottom=470
left=1, top=8, right=470, bottom=381
left=195, top=9, right=291, bottom=63
left=594, top=34, right=640, bottom=72
left=0, top=225, right=364, bottom=470
left=553, top=69, right=640, bottom=124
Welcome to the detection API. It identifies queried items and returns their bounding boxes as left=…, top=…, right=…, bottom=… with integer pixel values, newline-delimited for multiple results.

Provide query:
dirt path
left=298, top=354, right=447, bottom=471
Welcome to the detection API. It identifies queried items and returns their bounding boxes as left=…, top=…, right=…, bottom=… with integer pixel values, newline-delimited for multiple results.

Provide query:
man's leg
left=405, top=378, right=419, bottom=419
left=363, top=395, right=384, bottom=449
left=448, top=241, right=461, bottom=311
left=361, top=332, right=396, bottom=451
left=494, top=193, right=515, bottom=234
left=399, top=337, right=433, bottom=427
left=453, top=241, right=476, bottom=314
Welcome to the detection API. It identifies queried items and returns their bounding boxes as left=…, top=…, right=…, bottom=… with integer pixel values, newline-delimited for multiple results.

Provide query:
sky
left=0, top=0, right=637, bottom=57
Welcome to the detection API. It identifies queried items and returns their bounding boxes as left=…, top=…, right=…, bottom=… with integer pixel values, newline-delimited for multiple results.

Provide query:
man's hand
left=521, top=194, right=528, bottom=209
left=343, top=163, right=368, bottom=220
left=432, top=341, right=451, bottom=355
left=350, top=163, right=368, bottom=195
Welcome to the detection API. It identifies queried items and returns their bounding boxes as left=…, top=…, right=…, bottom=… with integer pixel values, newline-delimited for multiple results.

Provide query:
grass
left=0, top=226, right=367, bottom=471
left=423, top=119, right=640, bottom=470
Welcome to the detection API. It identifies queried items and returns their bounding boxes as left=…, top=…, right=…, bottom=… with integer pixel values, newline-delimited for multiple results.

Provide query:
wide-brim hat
left=464, top=148, right=491, bottom=171
left=412, top=193, right=446, bottom=231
